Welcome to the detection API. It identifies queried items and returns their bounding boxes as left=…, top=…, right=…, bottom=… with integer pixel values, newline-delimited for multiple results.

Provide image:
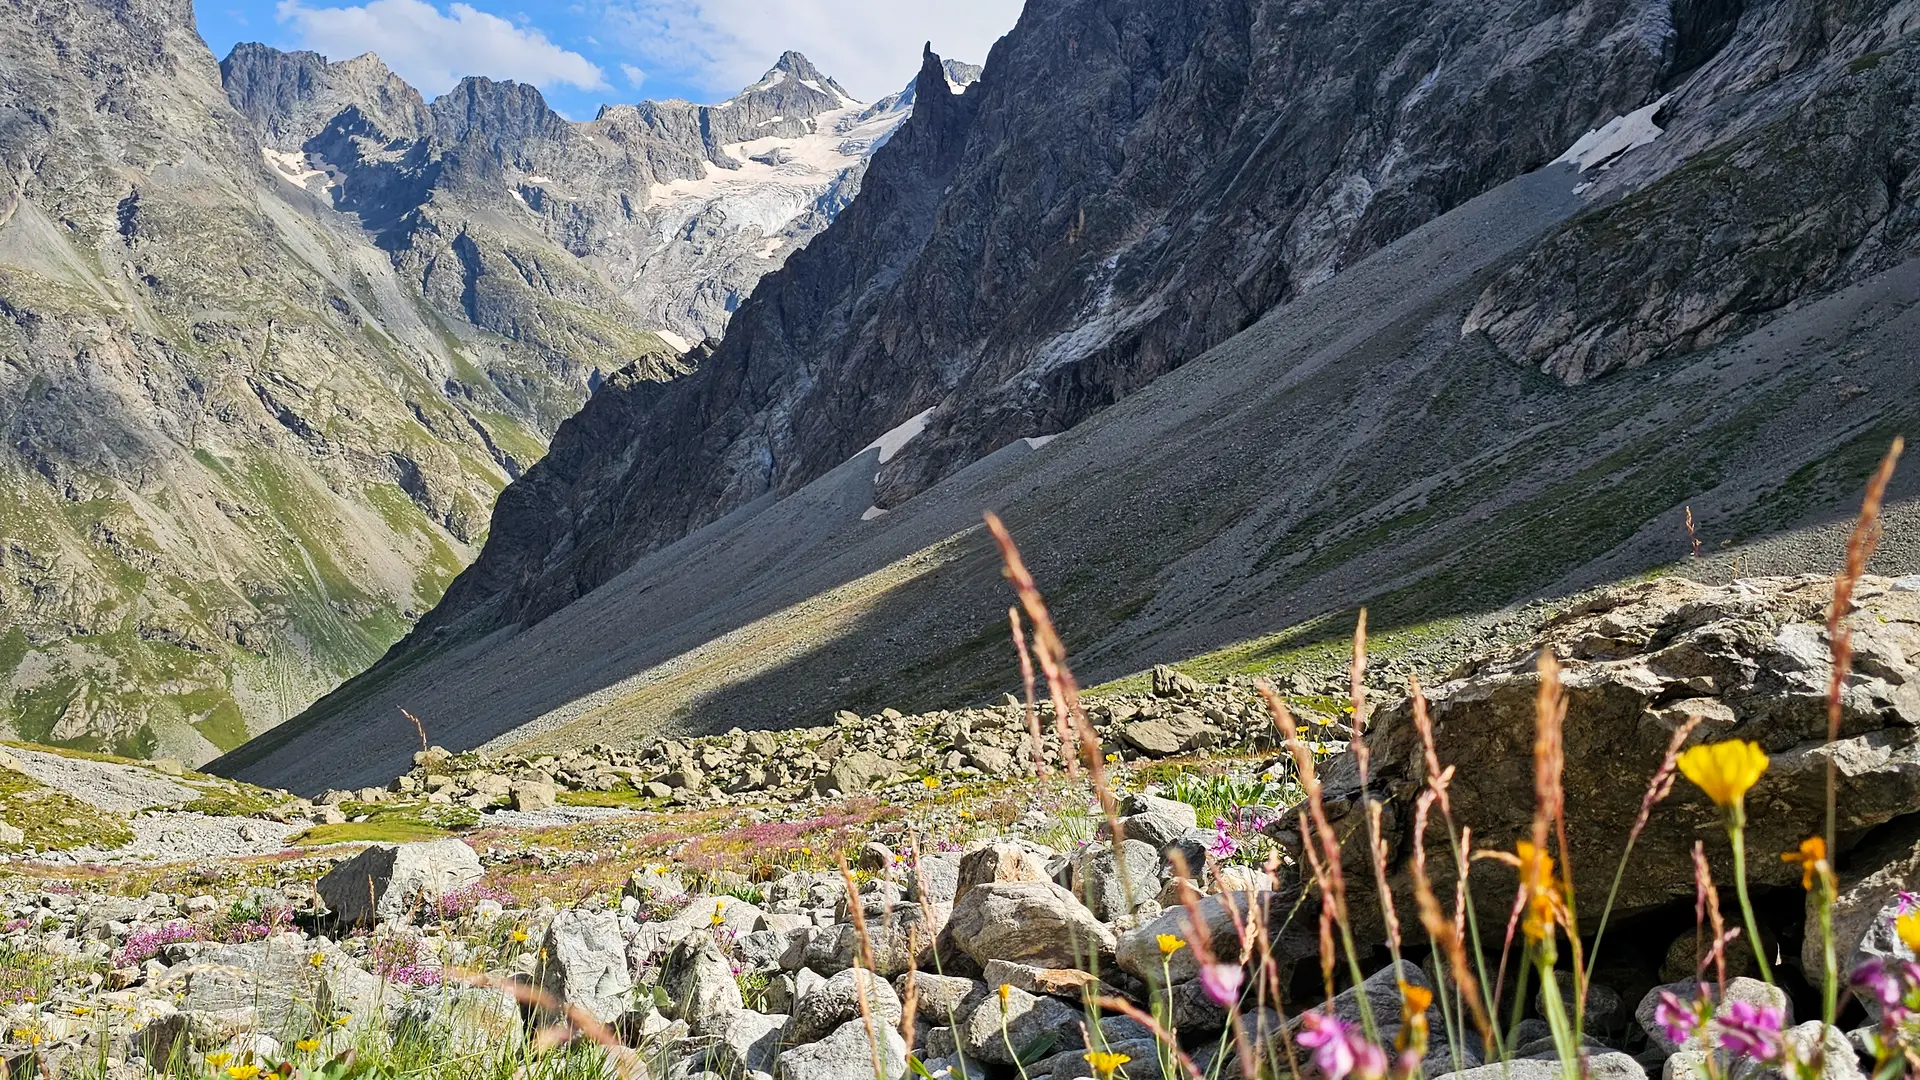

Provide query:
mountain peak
left=733, top=50, right=853, bottom=107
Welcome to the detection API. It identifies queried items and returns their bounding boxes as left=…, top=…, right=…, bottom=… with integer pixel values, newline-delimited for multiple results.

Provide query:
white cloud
left=597, top=0, right=1020, bottom=102
left=276, top=0, right=609, bottom=97
left=621, top=62, right=647, bottom=88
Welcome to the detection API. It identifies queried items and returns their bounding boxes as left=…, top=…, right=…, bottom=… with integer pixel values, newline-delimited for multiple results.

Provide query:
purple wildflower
left=116, top=921, right=203, bottom=966
left=1717, top=999, right=1784, bottom=1063
left=1207, top=822, right=1240, bottom=860
left=427, top=883, right=515, bottom=922
left=1652, top=989, right=1709, bottom=1048
left=1197, top=962, right=1244, bottom=1007
left=1900, top=891, right=1917, bottom=915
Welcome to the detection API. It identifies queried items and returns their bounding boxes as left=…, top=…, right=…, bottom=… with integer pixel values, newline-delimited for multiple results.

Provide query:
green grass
left=290, top=820, right=455, bottom=846
left=0, top=768, right=134, bottom=851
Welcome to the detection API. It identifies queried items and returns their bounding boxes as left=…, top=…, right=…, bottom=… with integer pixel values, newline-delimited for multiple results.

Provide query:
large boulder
left=775, top=1018, right=907, bottom=1080
left=660, top=931, right=745, bottom=1035
left=945, top=881, right=1114, bottom=971
left=537, top=908, right=634, bottom=1025
left=1343, top=577, right=1920, bottom=926
left=783, top=968, right=902, bottom=1047
left=316, top=840, right=483, bottom=928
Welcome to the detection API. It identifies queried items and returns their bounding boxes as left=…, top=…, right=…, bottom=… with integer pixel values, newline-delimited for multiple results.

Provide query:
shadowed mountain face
left=218, top=0, right=1920, bottom=795
left=0, top=0, right=963, bottom=761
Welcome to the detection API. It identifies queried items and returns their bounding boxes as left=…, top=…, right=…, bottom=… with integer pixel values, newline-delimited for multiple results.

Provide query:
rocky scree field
left=1, top=573, right=1919, bottom=1080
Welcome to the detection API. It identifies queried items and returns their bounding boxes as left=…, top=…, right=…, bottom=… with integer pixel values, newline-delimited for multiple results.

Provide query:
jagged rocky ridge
left=219, top=44, right=979, bottom=347
left=0, top=0, right=959, bottom=760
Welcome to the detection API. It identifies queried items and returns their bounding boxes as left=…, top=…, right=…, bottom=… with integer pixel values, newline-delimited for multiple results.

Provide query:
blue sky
left=194, top=0, right=1022, bottom=120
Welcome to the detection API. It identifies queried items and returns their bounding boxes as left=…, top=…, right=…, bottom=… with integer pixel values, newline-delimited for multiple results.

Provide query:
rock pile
left=336, top=670, right=1305, bottom=814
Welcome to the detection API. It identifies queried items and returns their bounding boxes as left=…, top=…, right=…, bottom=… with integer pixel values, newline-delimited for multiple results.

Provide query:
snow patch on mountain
left=1555, top=95, right=1670, bottom=172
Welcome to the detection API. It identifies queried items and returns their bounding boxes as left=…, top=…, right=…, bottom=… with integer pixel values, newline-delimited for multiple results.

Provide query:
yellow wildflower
left=71, top=1005, right=90, bottom=1016
left=997, top=983, right=1012, bottom=1007
left=1515, top=841, right=1562, bottom=943
left=226, top=1065, right=262, bottom=1080
left=1105, top=753, right=1120, bottom=764
left=1898, top=911, right=1920, bottom=953
left=294, top=1039, right=321, bottom=1054
left=206, top=1053, right=234, bottom=1069
left=1083, top=1051, right=1131, bottom=1080
left=331, top=1015, right=351, bottom=1029
left=1677, top=740, right=1769, bottom=809
left=1782, top=836, right=1828, bottom=891
left=1156, top=934, right=1185, bottom=956
left=922, top=776, right=940, bottom=789
left=308, top=953, right=326, bottom=968
left=511, top=928, right=529, bottom=943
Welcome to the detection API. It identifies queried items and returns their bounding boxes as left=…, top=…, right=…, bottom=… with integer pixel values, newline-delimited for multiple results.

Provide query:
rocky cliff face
left=397, top=0, right=1696, bottom=638
left=0, top=0, right=950, bottom=761
left=230, top=0, right=1920, bottom=792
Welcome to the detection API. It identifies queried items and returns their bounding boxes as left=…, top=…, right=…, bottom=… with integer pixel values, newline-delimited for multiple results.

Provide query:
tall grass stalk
left=1824, top=436, right=1903, bottom=1027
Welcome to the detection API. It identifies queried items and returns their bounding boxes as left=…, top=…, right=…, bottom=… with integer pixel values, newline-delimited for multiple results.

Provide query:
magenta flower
left=1208, top=828, right=1240, bottom=860
left=1653, top=989, right=1706, bottom=1047
left=1850, top=957, right=1920, bottom=1019
left=1296, top=1011, right=1385, bottom=1080
left=1197, top=962, right=1244, bottom=1006
left=1717, top=999, right=1784, bottom=1063
left=1900, top=891, right=1917, bottom=915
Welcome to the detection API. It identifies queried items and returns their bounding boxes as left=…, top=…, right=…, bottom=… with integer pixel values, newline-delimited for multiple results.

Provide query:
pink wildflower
left=1197, top=962, right=1243, bottom=1006
left=1717, top=999, right=1784, bottom=1063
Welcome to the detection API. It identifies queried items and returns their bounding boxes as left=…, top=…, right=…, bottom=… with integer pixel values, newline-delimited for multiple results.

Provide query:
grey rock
left=316, top=840, right=483, bottom=928
left=1069, top=839, right=1161, bottom=922
left=954, top=984, right=1083, bottom=1065
left=774, top=1019, right=907, bottom=1080
left=892, top=973, right=985, bottom=1021
left=1634, top=978, right=1790, bottom=1058
left=538, top=909, right=635, bottom=1025
left=661, top=933, right=745, bottom=1035
left=708, top=1010, right=787, bottom=1079
left=1438, top=1054, right=1645, bottom=1080
left=783, top=968, right=902, bottom=1047
left=1116, top=892, right=1272, bottom=984
left=1805, top=814, right=1920, bottom=995
left=945, top=881, right=1114, bottom=971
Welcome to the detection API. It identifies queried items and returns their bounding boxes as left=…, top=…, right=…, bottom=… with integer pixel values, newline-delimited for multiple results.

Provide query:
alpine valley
left=215, top=0, right=1920, bottom=795
left=0, top=0, right=976, bottom=761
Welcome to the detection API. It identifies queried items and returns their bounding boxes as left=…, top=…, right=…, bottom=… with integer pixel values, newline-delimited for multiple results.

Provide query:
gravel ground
left=44, top=812, right=305, bottom=865
left=2, top=747, right=196, bottom=812
left=480, top=805, right=644, bottom=829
